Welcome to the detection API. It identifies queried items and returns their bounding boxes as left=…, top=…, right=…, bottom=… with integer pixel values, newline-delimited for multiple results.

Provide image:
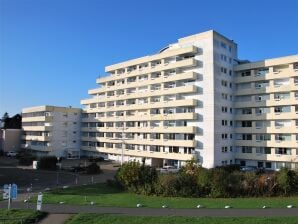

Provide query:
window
left=274, top=106, right=291, bottom=113
left=221, top=133, right=228, bottom=139
left=221, top=93, right=228, bottom=100
left=221, top=80, right=228, bottom=87
left=256, top=68, right=269, bottom=76
left=220, top=67, right=227, bottom=74
left=222, top=106, right=228, bottom=113
left=220, top=42, right=227, bottom=49
left=242, top=134, right=252, bottom=140
left=241, top=121, right=252, bottom=127
left=275, top=134, right=291, bottom=141
left=242, top=146, right=252, bottom=153
left=222, top=120, right=228, bottom=126
left=258, top=162, right=264, bottom=168
left=265, top=162, right=272, bottom=169
left=256, top=134, right=271, bottom=141
left=275, top=148, right=291, bottom=155
left=242, top=108, right=252, bottom=114
left=240, top=71, right=251, bottom=77
left=256, top=147, right=271, bottom=154
left=221, top=146, right=228, bottom=153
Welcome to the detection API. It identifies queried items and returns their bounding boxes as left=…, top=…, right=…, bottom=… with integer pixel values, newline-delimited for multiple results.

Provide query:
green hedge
left=116, top=161, right=298, bottom=198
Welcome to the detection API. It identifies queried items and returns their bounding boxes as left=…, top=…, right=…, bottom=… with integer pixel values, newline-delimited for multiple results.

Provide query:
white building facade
left=81, top=30, right=237, bottom=168
left=233, top=56, right=298, bottom=170
left=22, top=106, right=82, bottom=158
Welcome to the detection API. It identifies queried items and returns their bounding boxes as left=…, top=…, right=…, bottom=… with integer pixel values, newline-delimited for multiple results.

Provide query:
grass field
left=37, top=183, right=298, bottom=209
left=0, top=209, right=46, bottom=224
left=67, top=214, right=298, bottom=224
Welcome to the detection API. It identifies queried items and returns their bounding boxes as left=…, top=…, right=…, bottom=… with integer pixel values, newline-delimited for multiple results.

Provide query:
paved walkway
left=38, top=214, right=72, bottom=224
left=1, top=201, right=298, bottom=217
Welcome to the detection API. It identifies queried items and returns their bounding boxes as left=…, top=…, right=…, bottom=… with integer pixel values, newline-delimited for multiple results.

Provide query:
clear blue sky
left=1, top=0, right=297, bottom=116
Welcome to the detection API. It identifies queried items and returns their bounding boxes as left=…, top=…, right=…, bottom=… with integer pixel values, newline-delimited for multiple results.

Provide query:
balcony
left=104, top=45, right=198, bottom=73
left=90, top=70, right=198, bottom=96
left=89, top=98, right=197, bottom=113
left=22, top=126, right=52, bottom=131
left=81, top=146, right=196, bottom=161
left=235, top=152, right=297, bottom=162
left=234, top=139, right=297, bottom=148
left=234, top=67, right=297, bottom=83
left=22, top=116, right=52, bottom=122
left=21, top=144, right=52, bottom=152
left=95, top=137, right=196, bottom=148
left=22, top=135, right=50, bottom=141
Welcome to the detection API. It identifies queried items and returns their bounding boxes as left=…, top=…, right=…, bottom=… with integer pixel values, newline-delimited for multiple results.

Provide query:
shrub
left=155, top=173, right=178, bottom=196
left=116, top=162, right=157, bottom=194
left=196, top=167, right=212, bottom=196
left=18, top=151, right=37, bottom=166
left=38, top=156, right=58, bottom=170
left=86, top=162, right=101, bottom=174
left=210, top=168, right=230, bottom=197
left=276, top=168, right=298, bottom=195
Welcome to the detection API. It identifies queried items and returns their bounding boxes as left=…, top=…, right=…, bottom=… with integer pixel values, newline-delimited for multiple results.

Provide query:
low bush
left=115, top=161, right=298, bottom=198
left=18, top=151, right=36, bottom=166
left=86, top=162, right=101, bottom=174
left=38, top=156, right=58, bottom=170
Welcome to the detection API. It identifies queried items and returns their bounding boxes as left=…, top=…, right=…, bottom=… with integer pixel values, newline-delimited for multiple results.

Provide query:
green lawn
left=67, top=214, right=298, bottom=224
left=0, top=209, right=46, bottom=224
left=37, top=183, right=298, bottom=209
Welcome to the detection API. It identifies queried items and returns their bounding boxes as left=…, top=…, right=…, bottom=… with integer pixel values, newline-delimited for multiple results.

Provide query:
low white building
left=21, top=105, right=81, bottom=158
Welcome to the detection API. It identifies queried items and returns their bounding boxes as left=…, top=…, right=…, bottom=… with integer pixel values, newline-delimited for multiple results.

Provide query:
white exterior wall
left=213, top=33, right=237, bottom=167
left=50, top=110, right=81, bottom=158
left=22, top=106, right=81, bottom=158
left=177, top=34, right=215, bottom=168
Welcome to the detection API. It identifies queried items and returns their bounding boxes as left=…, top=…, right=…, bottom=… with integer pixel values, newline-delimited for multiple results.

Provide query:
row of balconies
left=234, top=81, right=298, bottom=96
left=81, top=126, right=196, bottom=134
left=81, top=145, right=196, bottom=161
left=235, top=151, right=298, bottom=163
left=234, top=139, right=298, bottom=148
left=84, top=85, right=197, bottom=105
left=234, top=98, right=297, bottom=108
left=81, top=112, right=197, bottom=122
left=81, top=136, right=196, bottom=148
left=22, top=116, right=53, bottom=122
left=21, top=144, right=52, bottom=152
left=234, top=65, right=298, bottom=83
left=97, top=70, right=197, bottom=90
left=234, top=126, right=298, bottom=134
left=85, top=98, right=197, bottom=113
left=87, top=71, right=197, bottom=96
left=98, top=58, right=198, bottom=87
left=234, top=110, right=298, bottom=120
left=22, top=126, right=52, bottom=131
left=21, top=135, right=51, bottom=141
left=102, top=46, right=198, bottom=80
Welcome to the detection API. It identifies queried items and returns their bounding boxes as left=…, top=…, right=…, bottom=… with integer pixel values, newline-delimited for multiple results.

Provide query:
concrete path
left=38, top=214, right=72, bottom=224
left=1, top=201, right=298, bottom=217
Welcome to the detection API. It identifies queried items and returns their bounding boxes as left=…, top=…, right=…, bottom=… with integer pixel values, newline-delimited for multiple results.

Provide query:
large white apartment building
left=81, top=30, right=298, bottom=169
left=81, top=30, right=237, bottom=168
left=22, top=106, right=81, bottom=158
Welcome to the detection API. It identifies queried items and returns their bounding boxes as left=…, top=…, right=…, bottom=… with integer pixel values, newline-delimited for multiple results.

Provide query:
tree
left=277, top=168, right=298, bottom=195
left=86, top=162, right=101, bottom=174
left=1, top=112, right=9, bottom=121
